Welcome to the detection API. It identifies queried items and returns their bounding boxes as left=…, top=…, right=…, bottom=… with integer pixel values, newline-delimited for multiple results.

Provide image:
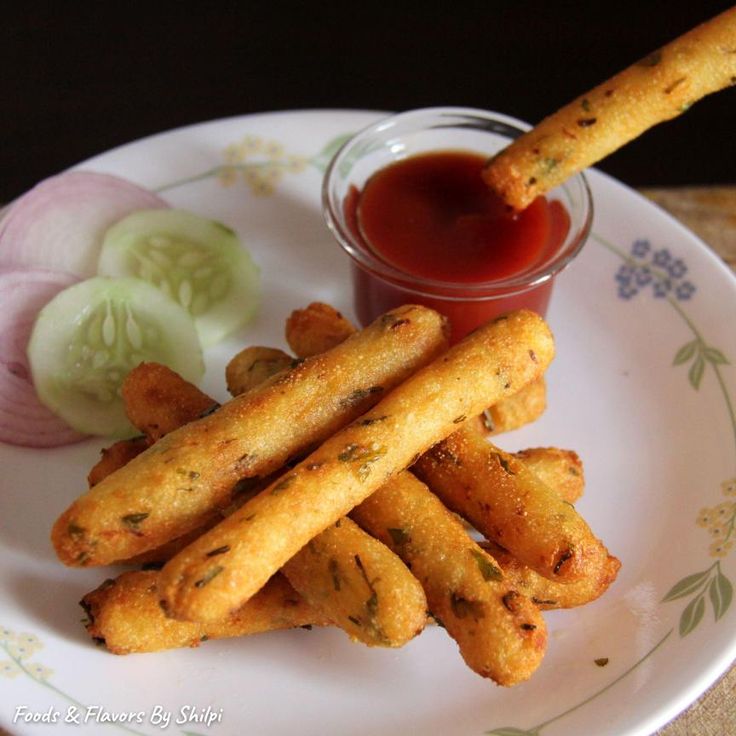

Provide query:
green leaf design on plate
left=673, top=340, right=698, bottom=365
left=679, top=594, right=706, bottom=636
left=704, top=347, right=729, bottom=365
left=668, top=336, right=730, bottom=394
left=662, top=570, right=710, bottom=601
left=310, top=133, right=355, bottom=172
left=688, top=355, right=706, bottom=390
left=486, top=728, right=539, bottom=736
left=709, top=570, right=733, bottom=621
left=664, top=564, right=732, bottom=636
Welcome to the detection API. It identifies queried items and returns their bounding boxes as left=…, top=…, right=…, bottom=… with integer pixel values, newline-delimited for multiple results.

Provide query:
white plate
left=1, top=110, right=735, bottom=736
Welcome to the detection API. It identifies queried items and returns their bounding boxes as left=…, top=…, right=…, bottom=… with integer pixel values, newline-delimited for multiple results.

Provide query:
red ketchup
left=345, top=150, right=570, bottom=343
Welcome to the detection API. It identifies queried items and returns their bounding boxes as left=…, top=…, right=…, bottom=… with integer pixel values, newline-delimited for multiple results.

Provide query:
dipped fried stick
left=484, top=7, right=736, bottom=210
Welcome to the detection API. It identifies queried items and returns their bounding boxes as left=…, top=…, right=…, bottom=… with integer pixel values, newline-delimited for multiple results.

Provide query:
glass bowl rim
left=322, top=106, right=594, bottom=299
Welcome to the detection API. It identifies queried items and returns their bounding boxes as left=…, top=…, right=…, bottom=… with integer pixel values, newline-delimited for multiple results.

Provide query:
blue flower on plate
left=614, top=264, right=638, bottom=299
left=653, top=278, right=672, bottom=298
left=653, top=248, right=672, bottom=268
left=615, top=241, right=696, bottom=302
left=631, top=239, right=651, bottom=258
left=668, top=259, right=687, bottom=279
left=676, top=281, right=696, bottom=301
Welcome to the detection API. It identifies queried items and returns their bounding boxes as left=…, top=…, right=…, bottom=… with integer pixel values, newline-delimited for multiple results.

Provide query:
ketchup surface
left=344, top=150, right=571, bottom=342
left=358, top=150, right=568, bottom=283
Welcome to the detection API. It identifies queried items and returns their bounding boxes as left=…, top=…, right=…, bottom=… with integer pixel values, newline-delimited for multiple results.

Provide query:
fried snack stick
left=53, top=304, right=448, bottom=567
left=481, top=541, right=620, bottom=610
left=514, top=447, right=584, bottom=504
left=225, top=356, right=428, bottom=648
left=286, top=301, right=547, bottom=435
left=281, top=517, right=426, bottom=647
left=158, top=309, right=554, bottom=623
left=285, top=302, right=355, bottom=358
left=236, top=314, right=564, bottom=654
left=118, top=361, right=428, bottom=647
left=469, top=454, right=617, bottom=609
left=122, top=362, right=219, bottom=442
left=352, top=471, right=546, bottom=686
left=85, top=446, right=590, bottom=660
left=87, top=360, right=216, bottom=490
left=476, top=377, right=547, bottom=438
left=225, top=347, right=294, bottom=397
left=483, top=7, right=736, bottom=210
left=81, top=570, right=329, bottom=655
left=87, top=437, right=149, bottom=487
left=414, top=424, right=617, bottom=583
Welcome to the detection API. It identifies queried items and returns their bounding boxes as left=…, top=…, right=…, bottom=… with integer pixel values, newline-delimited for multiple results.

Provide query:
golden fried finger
left=286, top=306, right=552, bottom=676
left=87, top=437, right=149, bottom=487
left=122, top=362, right=218, bottom=442
left=282, top=517, right=426, bottom=648
left=283, top=305, right=553, bottom=657
left=483, top=8, right=736, bottom=210
left=224, top=346, right=428, bottom=647
left=481, top=541, right=621, bottom=610
left=286, top=301, right=547, bottom=434
left=414, top=424, right=615, bottom=583
left=513, top=446, right=584, bottom=504
left=98, top=358, right=425, bottom=646
left=53, top=304, right=448, bottom=567
left=285, top=302, right=356, bottom=357
left=120, top=517, right=224, bottom=567
left=225, top=346, right=294, bottom=397
left=473, top=377, right=547, bottom=437
left=467, top=449, right=616, bottom=609
left=90, top=367, right=215, bottom=493
left=158, top=310, right=554, bottom=623
left=80, top=570, right=328, bottom=655
left=352, top=472, right=546, bottom=686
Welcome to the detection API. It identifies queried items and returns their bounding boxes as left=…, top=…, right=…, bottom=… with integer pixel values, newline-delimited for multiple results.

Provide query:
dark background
left=2, top=1, right=735, bottom=204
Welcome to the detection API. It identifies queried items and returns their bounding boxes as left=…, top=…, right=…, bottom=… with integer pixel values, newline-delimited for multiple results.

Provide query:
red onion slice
left=0, top=171, right=168, bottom=277
left=0, top=268, right=87, bottom=447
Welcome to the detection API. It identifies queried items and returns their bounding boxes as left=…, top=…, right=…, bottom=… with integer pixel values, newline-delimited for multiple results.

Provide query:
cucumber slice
left=98, top=209, right=260, bottom=347
left=27, top=276, right=204, bottom=437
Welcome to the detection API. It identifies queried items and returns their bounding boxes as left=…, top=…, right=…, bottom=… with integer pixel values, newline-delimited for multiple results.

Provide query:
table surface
left=0, top=185, right=734, bottom=736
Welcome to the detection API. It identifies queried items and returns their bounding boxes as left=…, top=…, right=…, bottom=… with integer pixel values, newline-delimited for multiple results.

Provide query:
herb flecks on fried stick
left=513, top=447, right=584, bottom=505
left=81, top=571, right=329, bottom=655
left=483, top=7, right=736, bottom=210
left=352, top=472, right=546, bottom=686
left=414, top=424, right=617, bottom=583
left=282, top=517, right=427, bottom=648
left=158, top=310, right=554, bottom=624
left=52, top=304, right=449, bottom=566
left=482, top=541, right=621, bottom=610
left=286, top=302, right=547, bottom=436
left=102, top=360, right=429, bottom=648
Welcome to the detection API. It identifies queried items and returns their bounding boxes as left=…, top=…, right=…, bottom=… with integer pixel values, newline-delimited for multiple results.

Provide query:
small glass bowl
left=322, top=107, right=593, bottom=343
